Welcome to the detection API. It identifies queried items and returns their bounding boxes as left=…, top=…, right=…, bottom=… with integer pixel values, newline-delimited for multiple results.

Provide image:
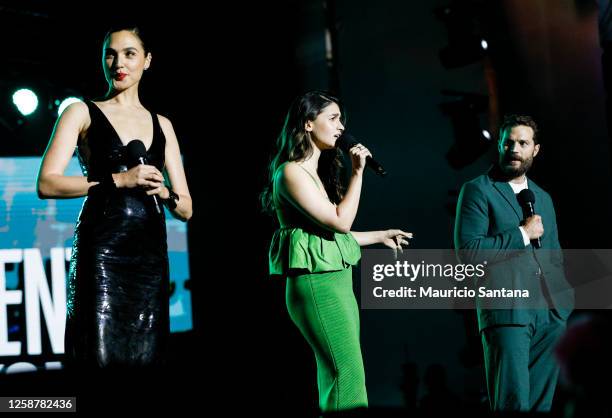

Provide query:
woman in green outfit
left=261, top=90, right=412, bottom=413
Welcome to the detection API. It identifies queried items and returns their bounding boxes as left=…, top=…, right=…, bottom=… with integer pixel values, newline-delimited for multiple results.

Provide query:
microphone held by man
left=518, top=185, right=543, bottom=249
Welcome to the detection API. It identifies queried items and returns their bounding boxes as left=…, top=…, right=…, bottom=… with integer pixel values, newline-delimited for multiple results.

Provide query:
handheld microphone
left=336, top=133, right=387, bottom=176
left=517, top=189, right=540, bottom=249
left=126, top=139, right=162, bottom=214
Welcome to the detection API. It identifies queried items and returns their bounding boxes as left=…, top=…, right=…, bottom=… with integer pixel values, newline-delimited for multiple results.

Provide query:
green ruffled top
left=269, top=162, right=361, bottom=277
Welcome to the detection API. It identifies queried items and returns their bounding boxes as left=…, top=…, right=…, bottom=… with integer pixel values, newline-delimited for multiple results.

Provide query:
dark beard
left=499, top=156, right=533, bottom=177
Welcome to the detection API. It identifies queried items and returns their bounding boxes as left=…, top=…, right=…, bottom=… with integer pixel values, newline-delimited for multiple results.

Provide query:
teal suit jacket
left=454, top=169, right=574, bottom=331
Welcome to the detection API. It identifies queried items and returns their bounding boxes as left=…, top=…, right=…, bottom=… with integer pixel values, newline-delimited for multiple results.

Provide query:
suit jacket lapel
left=492, top=180, right=523, bottom=222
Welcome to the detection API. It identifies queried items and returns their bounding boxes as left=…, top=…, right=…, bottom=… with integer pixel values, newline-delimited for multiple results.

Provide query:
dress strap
left=150, top=111, right=162, bottom=138
left=296, top=164, right=322, bottom=191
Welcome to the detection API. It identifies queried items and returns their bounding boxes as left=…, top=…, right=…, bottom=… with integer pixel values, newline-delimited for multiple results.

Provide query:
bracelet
left=162, top=187, right=179, bottom=210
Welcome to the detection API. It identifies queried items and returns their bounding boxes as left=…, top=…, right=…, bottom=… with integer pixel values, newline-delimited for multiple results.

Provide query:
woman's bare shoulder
left=61, top=101, right=91, bottom=131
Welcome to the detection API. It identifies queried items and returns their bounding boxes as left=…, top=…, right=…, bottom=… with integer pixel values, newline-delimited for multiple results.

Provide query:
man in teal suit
left=454, top=114, right=573, bottom=411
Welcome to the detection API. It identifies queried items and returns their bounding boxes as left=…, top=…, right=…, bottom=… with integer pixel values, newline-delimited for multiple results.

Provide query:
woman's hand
left=114, top=165, right=164, bottom=189
left=146, top=184, right=170, bottom=199
left=349, top=143, right=372, bottom=174
left=380, top=229, right=413, bottom=256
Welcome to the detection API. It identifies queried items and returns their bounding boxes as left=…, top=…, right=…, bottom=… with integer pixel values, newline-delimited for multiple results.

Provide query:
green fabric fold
left=269, top=227, right=361, bottom=277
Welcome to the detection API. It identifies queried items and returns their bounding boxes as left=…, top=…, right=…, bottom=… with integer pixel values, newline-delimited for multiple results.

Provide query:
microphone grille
left=336, top=133, right=357, bottom=152
left=517, top=188, right=536, bottom=204
left=126, top=139, right=147, bottom=161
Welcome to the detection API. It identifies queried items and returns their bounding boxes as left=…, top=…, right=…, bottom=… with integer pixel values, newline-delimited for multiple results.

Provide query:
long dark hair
left=260, top=90, right=346, bottom=215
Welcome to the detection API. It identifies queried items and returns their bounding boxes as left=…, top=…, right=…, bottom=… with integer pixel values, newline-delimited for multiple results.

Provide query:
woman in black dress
left=37, top=26, right=192, bottom=370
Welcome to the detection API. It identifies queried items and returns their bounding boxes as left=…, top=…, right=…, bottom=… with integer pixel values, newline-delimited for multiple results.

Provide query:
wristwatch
left=163, top=187, right=179, bottom=210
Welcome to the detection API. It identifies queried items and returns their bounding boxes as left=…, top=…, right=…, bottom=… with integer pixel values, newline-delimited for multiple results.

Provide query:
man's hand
left=523, top=215, right=544, bottom=240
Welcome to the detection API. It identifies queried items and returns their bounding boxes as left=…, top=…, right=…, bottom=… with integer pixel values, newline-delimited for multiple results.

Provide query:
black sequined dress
left=65, top=100, right=169, bottom=368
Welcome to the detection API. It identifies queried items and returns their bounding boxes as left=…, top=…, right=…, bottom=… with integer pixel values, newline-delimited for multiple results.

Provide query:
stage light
left=12, top=88, right=38, bottom=116
left=481, top=39, right=488, bottom=50
left=482, top=129, right=491, bottom=140
left=57, top=97, right=83, bottom=116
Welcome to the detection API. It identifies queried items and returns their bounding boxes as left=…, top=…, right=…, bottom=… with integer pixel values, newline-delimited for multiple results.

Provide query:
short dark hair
left=499, top=114, right=539, bottom=144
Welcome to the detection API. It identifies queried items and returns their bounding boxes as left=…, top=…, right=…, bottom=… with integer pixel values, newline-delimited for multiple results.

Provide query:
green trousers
left=481, top=309, right=566, bottom=411
left=286, top=268, right=368, bottom=412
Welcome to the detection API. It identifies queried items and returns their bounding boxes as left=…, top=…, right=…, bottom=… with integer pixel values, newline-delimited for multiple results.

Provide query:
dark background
left=1, top=0, right=611, bottom=415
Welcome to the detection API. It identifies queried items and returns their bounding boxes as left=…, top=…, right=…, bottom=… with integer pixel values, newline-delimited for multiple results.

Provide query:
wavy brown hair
left=260, top=91, right=346, bottom=215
